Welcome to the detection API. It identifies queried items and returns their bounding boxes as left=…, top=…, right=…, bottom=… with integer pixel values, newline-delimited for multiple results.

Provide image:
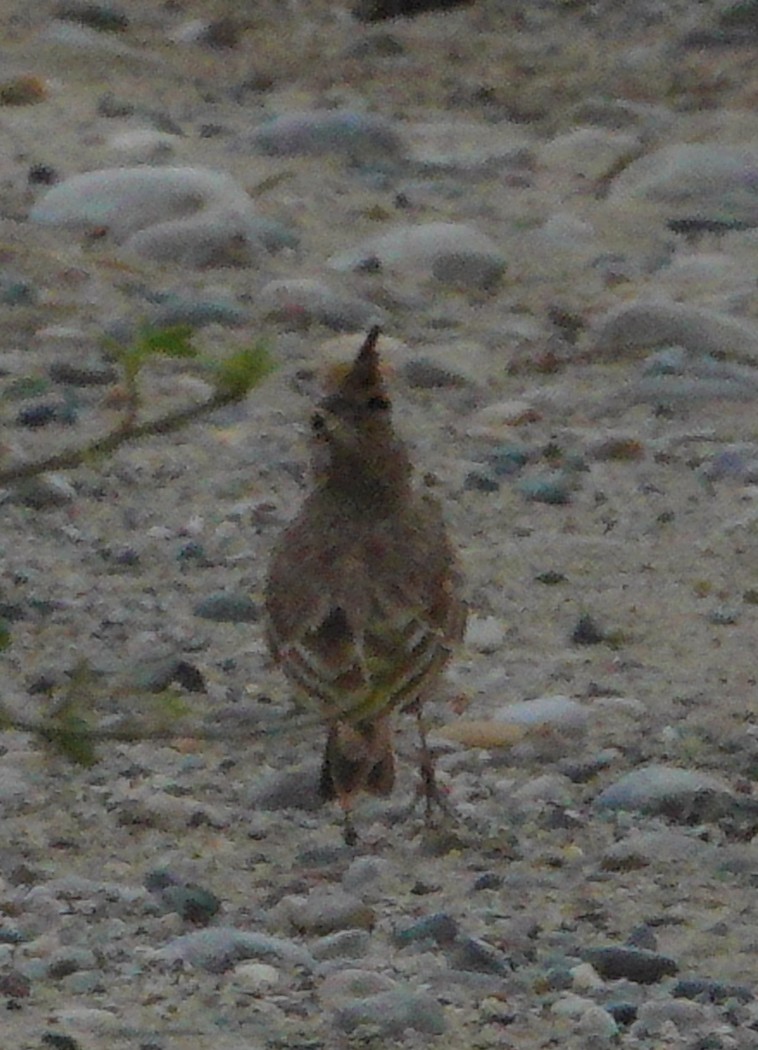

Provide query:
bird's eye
left=311, top=412, right=326, bottom=432
left=366, top=395, right=390, bottom=411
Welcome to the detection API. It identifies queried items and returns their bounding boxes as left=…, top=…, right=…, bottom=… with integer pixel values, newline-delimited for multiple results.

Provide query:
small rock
left=609, top=143, right=758, bottom=225
left=329, top=222, right=505, bottom=289
left=334, top=987, right=446, bottom=1036
left=319, top=968, right=396, bottom=1007
left=280, top=889, right=375, bottom=936
left=582, top=945, right=678, bottom=984
left=464, top=615, right=506, bottom=653
left=194, top=592, right=259, bottom=623
left=594, top=764, right=734, bottom=819
left=517, top=473, right=573, bottom=505
left=673, top=978, right=753, bottom=1004
left=230, top=961, right=280, bottom=993
left=251, top=109, right=404, bottom=162
left=631, top=997, right=711, bottom=1036
left=250, top=765, right=323, bottom=812
left=494, top=696, right=589, bottom=731
left=258, top=278, right=385, bottom=332
left=589, top=300, right=758, bottom=366
left=48, top=360, right=117, bottom=386
left=312, top=929, right=371, bottom=961
left=157, top=928, right=315, bottom=973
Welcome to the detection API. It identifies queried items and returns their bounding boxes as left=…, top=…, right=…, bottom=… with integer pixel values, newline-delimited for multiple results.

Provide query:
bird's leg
left=413, top=703, right=454, bottom=821
left=336, top=793, right=358, bottom=847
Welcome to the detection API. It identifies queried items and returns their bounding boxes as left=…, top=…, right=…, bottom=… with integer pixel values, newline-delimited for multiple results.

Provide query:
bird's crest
left=321, top=325, right=386, bottom=398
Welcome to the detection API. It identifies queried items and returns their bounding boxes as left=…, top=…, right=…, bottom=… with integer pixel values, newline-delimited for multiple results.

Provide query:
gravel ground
left=1, top=1, right=758, bottom=1048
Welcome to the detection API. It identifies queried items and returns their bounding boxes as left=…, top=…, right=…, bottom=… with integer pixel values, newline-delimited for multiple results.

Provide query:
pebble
left=539, top=126, right=640, bottom=180
left=48, top=359, right=117, bottom=385
left=319, top=968, right=396, bottom=1007
left=29, top=166, right=279, bottom=267
left=311, top=929, right=371, bottom=960
left=630, top=996, right=712, bottom=1036
left=193, top=592, right=259, bottom=623
left=594, top=764, right=734, bottom=818
left=464, top=615, right=507, bottom=653
left=494, top=695, right=590, bottom=731
left=517, top=472, right=574, bottom=504
left=609, top=143, right=758, bottom=224
left=13, top=474, right=77, bottom=508
left=328, top=222, right=506, bottom=289
left=407, top=118, right=531, bottom=173
left=278, top=888, right=376, bottom=936
left=249, top=766, right=324, bottom=812
left=334, top=987, right=447, bottom=1036
left=156, top=928, right=315, bottom=973
left=588, top=300, right=758, bottom=365
left=148, top=297, right=250, bottom=330
left=230, top=961, right=280, bottom=993
left=258, top=278, right=385, bottom=332
left=581, top=945, right=678, bottom=984
left=601, top=828, right=714, bottom=871
left=462, top=399, right=542, bottom=439
left=105, top=127, right=176, bottom=162
left=250, top=109, right=405, bottom=162
left=673, top=978, right=753, bottom=1004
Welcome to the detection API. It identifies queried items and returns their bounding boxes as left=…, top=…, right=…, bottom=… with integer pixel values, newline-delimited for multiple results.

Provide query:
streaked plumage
left=265, top=327, right=465, bottom=839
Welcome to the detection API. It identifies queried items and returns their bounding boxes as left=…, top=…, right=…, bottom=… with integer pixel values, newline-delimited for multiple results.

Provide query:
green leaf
left=46, top=715, right=97, bottom=768
left=136, top=325, right=198, bottom=359
left=213, top=344, right=274, bottom=399
left=2, top=376, right=51, bottom=401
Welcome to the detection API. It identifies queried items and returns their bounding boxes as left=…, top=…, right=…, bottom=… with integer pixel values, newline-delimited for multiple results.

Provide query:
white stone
left=494, top=695, right=590, bottom=730
left=464, top=615, right=507, bottom=653
left=328, top=222, right=506, bottom=288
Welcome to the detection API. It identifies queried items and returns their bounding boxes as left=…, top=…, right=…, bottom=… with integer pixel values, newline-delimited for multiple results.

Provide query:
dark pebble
left=448, top=935, right=511, bottom=975
left=159, top=884, right=222, bottom=925
left=42, top=1035, right=81, bottom=1050
left=48, top=360, right=117, bottom=386
left=582, top=945, right=678, bottom=984
left=464, top=472, right=499, bottom=493
left=55, top=3, right=129, bottom=32
left=394, top=913, right=459, bottom=947
left=16, top=403, right=58, bottom=427
left=535, top=570, right=566, bottom=585
left=606, top=1001, right=638, bottom=1025
left=626, top=924, right=658, bottom=950
left=251, top=766, right=324, bottom=812
left=0, top=970, right=31, bottom=998
left=673, top=978, right=753, bottom=1004
left=571, top=613, right=606, bottom=645
left=194, top=592, right=259, bottom=623
left=472, top=872, right=503, bottom=891
left=28, top=163, right=58, bottom=185
left=353, top=0, right=475, bottom=21
left=402, top=358, right=467, bottom=389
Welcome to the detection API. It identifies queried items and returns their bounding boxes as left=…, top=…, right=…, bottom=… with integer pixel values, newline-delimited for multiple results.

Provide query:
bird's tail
left=319, top=718, right=395, bottom=802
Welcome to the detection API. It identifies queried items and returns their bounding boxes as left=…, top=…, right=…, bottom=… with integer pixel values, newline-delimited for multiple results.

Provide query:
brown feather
left=264, top=328, right=466, bottom=815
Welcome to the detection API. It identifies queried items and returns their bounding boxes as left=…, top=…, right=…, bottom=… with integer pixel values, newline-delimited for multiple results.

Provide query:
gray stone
left=609, top=143, right=758, bottom=224
left=582, top=945, right=678, bottom=984
left=334, top=987, right=446, bottom=1036
left=328, top=222, right=505, bottom=289
left=595, top=764, right=734, bottom=818
left=588, top=300, right=758, bottom=365
left=158, top=928, right=315, bottom=972
left=258, top=278, right=385, bottom=332
left=251, top=109, right=404, bottom=162
left=495, top=696, right=589, bottom=731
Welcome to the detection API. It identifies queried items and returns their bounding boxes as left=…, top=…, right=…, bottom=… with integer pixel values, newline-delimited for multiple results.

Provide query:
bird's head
left=311, top=327, right=411, bottom=508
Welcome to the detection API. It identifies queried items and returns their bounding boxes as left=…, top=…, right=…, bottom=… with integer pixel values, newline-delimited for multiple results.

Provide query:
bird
left=264, top=326, right=466, bottom=843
